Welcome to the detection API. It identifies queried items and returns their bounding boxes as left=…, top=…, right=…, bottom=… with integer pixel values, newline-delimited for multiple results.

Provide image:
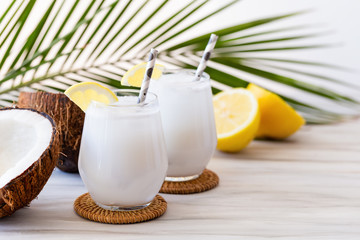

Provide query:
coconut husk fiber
left=18, top=92, right=84, bottom=173
left=0, top=108, right=59, bottom=218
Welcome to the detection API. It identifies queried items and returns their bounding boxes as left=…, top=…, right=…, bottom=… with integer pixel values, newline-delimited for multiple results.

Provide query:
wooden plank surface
left=1, top=119, right=359, bottom=239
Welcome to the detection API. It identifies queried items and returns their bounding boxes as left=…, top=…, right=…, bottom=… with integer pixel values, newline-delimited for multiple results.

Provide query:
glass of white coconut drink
left=67, top=49, right=168, bottom=211
left=78, top=89, right=168, bottom=211
left=148, top=35, right=218, bottom=182
left=149, top=69, right=217, bottom=182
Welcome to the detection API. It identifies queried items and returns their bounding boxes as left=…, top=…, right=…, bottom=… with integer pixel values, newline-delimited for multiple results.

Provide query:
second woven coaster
left=160, top=169, right=219, bottom=194
left=74, top=193, right=167, bottom=224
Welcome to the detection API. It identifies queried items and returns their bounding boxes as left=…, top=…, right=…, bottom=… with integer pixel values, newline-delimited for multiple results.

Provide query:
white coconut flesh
left=0, top=109, right=53, bottom=189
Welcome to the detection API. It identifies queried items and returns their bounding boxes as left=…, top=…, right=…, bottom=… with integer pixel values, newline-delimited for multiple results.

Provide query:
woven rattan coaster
left=160, top=169, right=219, bottom=194
left=74, top=193, right=167, bottom=224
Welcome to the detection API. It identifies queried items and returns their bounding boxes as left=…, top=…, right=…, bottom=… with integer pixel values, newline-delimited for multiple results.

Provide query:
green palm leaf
left=0, top=0, right=359, bottom=123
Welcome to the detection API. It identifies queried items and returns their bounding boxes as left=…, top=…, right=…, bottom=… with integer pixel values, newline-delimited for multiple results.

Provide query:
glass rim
left=160, top=69, right=210, bottom=86
left=89, top=89, right=158, bottom=109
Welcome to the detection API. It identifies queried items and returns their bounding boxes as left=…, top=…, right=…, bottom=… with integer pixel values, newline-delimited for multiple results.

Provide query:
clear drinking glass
left=150, top=69, right=217, bottom=182
left=78, top=90, right=168, bottom=211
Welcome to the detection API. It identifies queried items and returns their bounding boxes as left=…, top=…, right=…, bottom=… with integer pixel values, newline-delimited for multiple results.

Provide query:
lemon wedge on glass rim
left=121, top=62, right=164, bottom=87
left=213, top=88, right=260, bottom=152
left=64, top=82, right=118, bottom=112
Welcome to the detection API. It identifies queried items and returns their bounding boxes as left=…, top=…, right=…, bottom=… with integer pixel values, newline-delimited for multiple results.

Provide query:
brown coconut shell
left=18, top=92, right=84, bottom=173
left=0, top=108, right=59, bottom=218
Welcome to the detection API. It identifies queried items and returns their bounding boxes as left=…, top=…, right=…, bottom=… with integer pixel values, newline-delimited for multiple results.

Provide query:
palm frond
left=0, top=0, right=359, bottom=124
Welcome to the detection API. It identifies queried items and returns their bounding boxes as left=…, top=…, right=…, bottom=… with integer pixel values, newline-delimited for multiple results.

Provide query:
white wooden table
left=1, top=119, right=360, bottom=239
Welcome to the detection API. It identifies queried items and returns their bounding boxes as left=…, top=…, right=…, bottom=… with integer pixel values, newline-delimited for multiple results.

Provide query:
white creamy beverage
left=150, top=69, right=217, bottom=181
left=78, top=91, right=168, bottom=210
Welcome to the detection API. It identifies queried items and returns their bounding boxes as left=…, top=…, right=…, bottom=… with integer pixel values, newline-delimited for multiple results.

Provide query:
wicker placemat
left=74, top=193, right=167, bottom=224
left=160, top=169, right=219, bottom=194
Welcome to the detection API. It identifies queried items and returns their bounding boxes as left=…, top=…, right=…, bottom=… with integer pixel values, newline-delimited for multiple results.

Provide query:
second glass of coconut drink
left=149, top=34, right=219, bottom=182
left=150, top=69, right=217, bottom=181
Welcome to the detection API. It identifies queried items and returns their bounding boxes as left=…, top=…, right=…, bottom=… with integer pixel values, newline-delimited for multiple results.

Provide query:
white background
left=203, top=0, right=360, bottom=89
left=207, top=0, right=360, bottom=71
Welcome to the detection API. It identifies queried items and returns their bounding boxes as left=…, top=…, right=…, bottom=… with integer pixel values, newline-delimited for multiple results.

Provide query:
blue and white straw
left=194, top=34, right=218, bottom=81
left=138, top=48, right=158, bottom=104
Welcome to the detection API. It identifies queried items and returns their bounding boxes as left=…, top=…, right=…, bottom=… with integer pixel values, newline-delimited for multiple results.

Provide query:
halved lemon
left=121, top=62, right=164, bottom=87
left=64, top=82, right=118, bottom=112
left=213, top=88, right=260, bottom=152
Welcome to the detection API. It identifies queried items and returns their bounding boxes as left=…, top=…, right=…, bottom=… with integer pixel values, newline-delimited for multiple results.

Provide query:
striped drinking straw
left=194, top=34, right=218, bottom=81
left=138, top=48, right=158, bottom=104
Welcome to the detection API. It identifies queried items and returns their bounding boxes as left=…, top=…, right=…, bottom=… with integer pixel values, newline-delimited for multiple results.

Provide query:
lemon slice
left=247, top=83, right=305, bottom=139
left=121, top=62, right=164, bottom=87
left=64, top=82, right=118, bottom=112
left=213, top=88, right=260, bottom=152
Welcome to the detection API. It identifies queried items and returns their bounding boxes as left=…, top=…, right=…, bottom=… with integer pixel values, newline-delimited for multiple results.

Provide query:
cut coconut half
left=18, top=92, right=84, bottom=173
left=0, top=108, right=58, bottom=218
